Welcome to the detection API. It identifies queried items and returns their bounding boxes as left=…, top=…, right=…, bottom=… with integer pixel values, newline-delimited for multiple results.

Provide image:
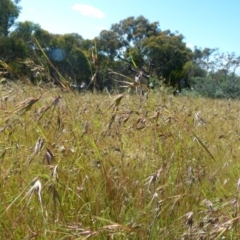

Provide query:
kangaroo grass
left=192, top=132, right=216, bottom=162
left=1, top=84, right=240, bottom=239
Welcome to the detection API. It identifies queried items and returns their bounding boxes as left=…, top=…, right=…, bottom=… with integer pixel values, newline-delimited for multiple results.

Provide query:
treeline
left=1, top=0, right=240, bottom=97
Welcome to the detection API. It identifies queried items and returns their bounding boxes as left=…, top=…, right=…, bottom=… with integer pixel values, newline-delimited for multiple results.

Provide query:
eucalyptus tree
left=97, top=16, right=193, bottom=90
left=0, top=0, right=23, bottom=62
left=97, top=16, right=160, bottom=59
left=97, top=30, right=122, bottom=61
left=0, top=0, right=21, bottom=37
left=10, top=21, right=46, bottom=58
left=96, top=16, right=161, bottom=89
left=111, top=15, right=160, bottom=52
left=0, top=34, right=27, bottom=62
left=141, top=30, right=192, bottom=88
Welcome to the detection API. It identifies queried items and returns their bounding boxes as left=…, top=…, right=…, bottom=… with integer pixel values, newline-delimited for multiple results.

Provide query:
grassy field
left=1, top=82, right=240, bottom=239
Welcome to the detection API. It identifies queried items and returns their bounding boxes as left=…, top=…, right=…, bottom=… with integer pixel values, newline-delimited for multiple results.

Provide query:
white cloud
left=71, top=4, right=105, bottom=19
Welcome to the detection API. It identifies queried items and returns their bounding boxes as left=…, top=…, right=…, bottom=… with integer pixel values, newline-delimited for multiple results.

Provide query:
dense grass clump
left=1, top=82, right=240, bottom=239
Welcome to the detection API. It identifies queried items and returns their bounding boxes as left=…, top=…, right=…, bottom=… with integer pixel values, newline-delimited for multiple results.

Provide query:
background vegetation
left=1, top=0, right=240, bottom=97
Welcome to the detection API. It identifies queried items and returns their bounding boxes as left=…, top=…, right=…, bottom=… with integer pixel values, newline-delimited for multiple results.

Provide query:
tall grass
left=0, top=83, right=240, bottom=239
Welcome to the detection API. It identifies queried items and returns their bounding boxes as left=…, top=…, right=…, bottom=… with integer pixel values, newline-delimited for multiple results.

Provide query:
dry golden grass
left=1, top=82, right=240, bottom=239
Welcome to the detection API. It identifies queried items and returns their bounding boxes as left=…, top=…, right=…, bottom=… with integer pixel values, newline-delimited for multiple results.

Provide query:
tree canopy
left=1, top=1, right=240, bottom=96
left=0, top=0, right=21, bottom=37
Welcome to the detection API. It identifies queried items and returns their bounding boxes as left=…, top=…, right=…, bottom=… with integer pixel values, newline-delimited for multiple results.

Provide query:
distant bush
left=191, top=75, right=240, bottom=99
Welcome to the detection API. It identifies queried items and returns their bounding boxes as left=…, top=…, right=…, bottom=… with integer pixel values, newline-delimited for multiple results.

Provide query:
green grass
left=1, top=82, right=240, bottom=239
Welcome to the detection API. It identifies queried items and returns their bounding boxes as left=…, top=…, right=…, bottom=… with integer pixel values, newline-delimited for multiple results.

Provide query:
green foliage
left=97, top=30, right=121, bottom=61
left=68, top=45, right=92, bottom=81
left=142, top=31, right=192, bottom=84
left=110, top=15, right=160, bottom=50
left=0, top=36, right=28, bottom=62
left=0, top=7, right=239, bottom=93
left=96, top=16, right=193, bottom=90
left=11, top=21, right=41, bottom=42
left=192, top=74, right=240, bottom=98
left=0, top=0, right=20, bottom=37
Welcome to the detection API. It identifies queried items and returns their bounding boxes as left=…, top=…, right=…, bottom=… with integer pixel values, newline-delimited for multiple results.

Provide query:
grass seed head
left=44, top=148, right=54, bottom=164
left=34, top=137, right=44, bottom=155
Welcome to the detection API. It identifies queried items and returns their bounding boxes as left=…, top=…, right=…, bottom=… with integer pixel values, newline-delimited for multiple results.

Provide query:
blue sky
left=17, top=0, right=240, bottom=54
